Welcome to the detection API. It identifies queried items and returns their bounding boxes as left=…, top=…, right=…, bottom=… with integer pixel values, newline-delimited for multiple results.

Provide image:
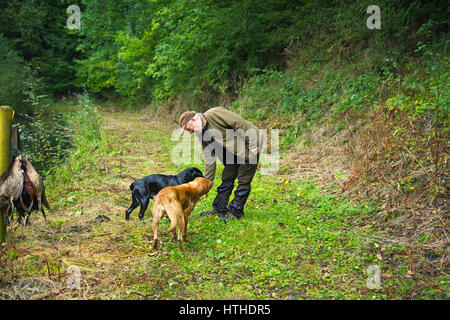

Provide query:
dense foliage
left=0, top=0, right=82, bottom=93
left=75, top=0, right=307, bottom=104
left=0, top=0, right=448, bottom=299
left=0, top=35, right=32, bottom=113
left=1, top=0, right=447, bottom=109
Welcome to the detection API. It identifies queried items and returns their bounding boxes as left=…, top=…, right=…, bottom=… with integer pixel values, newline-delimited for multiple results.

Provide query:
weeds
left=2, top=101, right=447, bottom=299
left=231, top=23, right=449, bottom=293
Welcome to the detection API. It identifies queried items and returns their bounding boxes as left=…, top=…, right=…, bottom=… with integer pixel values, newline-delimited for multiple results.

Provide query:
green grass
left=1, top=99, right=447, bottom=300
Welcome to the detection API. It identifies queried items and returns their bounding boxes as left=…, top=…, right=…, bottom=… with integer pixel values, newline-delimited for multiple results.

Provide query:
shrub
left=0, top=35, right=43, bottom=114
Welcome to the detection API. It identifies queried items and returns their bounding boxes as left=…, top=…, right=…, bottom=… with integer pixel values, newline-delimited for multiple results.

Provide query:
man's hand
left=250, top=147, right=259, bottom=155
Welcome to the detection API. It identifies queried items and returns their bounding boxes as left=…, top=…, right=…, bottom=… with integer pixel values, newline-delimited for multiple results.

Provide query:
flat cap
left=178, top=111, right=196, bottom=128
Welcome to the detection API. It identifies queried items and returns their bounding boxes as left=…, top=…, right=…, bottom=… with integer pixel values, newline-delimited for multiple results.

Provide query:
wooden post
left=0, top=105, right=14, bottom=243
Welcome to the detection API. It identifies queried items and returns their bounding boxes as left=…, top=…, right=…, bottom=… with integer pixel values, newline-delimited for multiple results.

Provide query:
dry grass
left=1, top=104, right=447, bottom=300
left=0, top=108, right=178, bottom=299
left=281, top=107, right=449, bottom=281
left=346, top=108, right=449, bottom=277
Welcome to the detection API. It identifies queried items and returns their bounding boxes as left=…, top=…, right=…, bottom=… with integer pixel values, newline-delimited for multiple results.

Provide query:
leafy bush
left=45, top=92, right=101, bottom=185
left=0, top=35, right=27, bottom=109
left=1, top=0, right=448, bottom=106
left=75, top=47, right=118, bottom=96
left=0, top=0, right=82, bottom=95
left=75, top=0, right=305, bottom=105
left=0, top=35, right=43, bottom=114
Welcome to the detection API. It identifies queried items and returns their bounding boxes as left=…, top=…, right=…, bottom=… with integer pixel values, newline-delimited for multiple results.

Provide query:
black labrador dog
left=125, top=167, right=204, bottom=221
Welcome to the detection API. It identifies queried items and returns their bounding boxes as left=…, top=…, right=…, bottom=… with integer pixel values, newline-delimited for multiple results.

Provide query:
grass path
left=1, top=108, right=439, bottom=299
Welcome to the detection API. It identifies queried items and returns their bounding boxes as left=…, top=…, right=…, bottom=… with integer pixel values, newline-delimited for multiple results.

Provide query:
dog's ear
left=203, top=179, right=213, bottom=197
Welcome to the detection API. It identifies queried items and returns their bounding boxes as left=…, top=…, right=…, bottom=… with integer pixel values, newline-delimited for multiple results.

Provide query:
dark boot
left=212, top=181, right=234, bottom=214
left=227, top=183, right=251, bottom=219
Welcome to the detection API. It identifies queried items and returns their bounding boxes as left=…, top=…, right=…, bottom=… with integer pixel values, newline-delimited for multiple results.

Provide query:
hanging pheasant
left=0, top=155, right=24, bottom=223
left=15, top=170, right=37, bottom=225
left=19, top=155, right=49, bottom=223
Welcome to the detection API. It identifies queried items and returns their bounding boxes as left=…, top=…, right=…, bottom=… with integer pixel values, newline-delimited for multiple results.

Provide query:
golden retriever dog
left=151, top=177, right=213, bottom=251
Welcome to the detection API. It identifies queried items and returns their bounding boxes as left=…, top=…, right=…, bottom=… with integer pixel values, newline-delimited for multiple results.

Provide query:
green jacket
left=199, top=107, right=262, bottom=181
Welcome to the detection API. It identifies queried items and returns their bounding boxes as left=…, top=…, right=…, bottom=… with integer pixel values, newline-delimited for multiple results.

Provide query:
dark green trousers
left=212, top=156, right=258, bottom=218
left=221, top=162, right=258, bottom=185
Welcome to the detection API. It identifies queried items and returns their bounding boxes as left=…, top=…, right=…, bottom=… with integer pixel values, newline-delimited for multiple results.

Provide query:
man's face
left=184, top=117, right=202, bottom=134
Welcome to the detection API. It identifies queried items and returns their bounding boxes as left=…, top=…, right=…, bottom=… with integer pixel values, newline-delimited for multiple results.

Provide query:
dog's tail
left=115, top=173, right=138, bottom=188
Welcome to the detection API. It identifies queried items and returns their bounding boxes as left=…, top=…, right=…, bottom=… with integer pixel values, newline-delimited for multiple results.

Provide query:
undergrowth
left=230, top=29, right=449, bottom=283
left=1, top=99, right=447, bottom=299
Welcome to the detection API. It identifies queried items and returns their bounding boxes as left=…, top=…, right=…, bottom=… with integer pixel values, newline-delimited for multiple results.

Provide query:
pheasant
left=0, top=155, right=24, bottom=223
left=20, top=155, right=49, bottom=223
